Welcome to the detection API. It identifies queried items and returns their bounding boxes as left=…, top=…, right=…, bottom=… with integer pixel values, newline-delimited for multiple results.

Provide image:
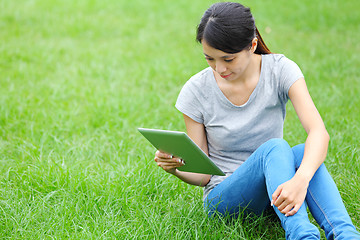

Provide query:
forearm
left=295, top=127, right=330, bottom=182
left=172, top=170, right=211, bottom=187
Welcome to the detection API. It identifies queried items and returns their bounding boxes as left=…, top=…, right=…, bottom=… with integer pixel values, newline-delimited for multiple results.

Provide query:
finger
left=160, top=161, right=183, bottom=166
left=271, top=186, right=283, bottom=206
left=157, top=163, right=177, bottom=173
left=158, top=163, right=182, bottom=173
left=285, top=205, right=301, bottom=217
left=155, top=157, right=183, bottom=163
left=276, top=200, right=288, bottom=211
left=158, top=163, right=178, bottom=168
left=158, top=161, right=184, bottom=168
left=156, top=151, right=173, bottom=159
left=175, top=158, right=185, bottom=164
left=280, top=204, right=294, bottom=215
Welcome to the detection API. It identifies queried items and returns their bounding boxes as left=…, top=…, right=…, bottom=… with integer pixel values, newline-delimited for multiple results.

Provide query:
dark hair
left=196, top=2, right=271, bottom=54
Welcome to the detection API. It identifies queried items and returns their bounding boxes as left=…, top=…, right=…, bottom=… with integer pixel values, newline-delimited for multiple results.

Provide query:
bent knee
left=259, top=138, right=294, bottom=165
left=263, top=138, right=290, bottom=150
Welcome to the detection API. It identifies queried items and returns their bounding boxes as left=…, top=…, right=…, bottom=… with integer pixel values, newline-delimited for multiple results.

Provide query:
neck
left=239, top=54, right=262, bottom=84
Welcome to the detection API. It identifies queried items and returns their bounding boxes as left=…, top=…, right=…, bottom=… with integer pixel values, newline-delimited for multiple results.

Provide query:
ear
left=251, top=38, right=258, bottom=53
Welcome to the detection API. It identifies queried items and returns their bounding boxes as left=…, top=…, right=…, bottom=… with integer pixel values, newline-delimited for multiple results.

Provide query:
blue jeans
left=204, top=139, right=359, bottom=240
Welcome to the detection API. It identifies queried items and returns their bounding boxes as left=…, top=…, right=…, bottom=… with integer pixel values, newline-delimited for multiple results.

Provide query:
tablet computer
left=138, top=128, right=225, bottom=176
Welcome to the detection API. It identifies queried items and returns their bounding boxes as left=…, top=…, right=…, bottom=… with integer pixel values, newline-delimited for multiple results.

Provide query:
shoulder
left=262, top=53, right=296, bottom=66
left=175, top=68, right=213, bottom=123
left=262, top=54, right=302, bottom=76
left=176, top=67, right=214, bottom=106
left=185, top=67, right=213, bottom=88
left=180, top=67, right=213, bottom=95
left=261, top=54, right=304, bottom=99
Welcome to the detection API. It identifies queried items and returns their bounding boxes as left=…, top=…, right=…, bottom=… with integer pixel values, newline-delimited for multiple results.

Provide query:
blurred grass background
left=0, top=0, right=359, bottom=239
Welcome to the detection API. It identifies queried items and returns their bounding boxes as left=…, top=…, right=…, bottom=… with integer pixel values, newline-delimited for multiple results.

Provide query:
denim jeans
left=204, top=139, right=359, bottom=240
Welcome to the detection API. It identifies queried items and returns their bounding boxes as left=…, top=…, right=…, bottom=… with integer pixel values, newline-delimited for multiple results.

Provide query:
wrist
left=170, top=169, right=180, bottom=176
left=294, top=169, right=312, bottom=183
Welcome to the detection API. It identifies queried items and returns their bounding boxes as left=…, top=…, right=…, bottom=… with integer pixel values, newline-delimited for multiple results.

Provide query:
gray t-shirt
left=175, top=54, right=304, bottom=199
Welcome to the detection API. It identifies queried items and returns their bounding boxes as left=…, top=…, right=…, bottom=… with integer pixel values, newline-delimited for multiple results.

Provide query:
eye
left=224, top=58, right=234, bottom=62
left=205, top=57, right=214, bottom=61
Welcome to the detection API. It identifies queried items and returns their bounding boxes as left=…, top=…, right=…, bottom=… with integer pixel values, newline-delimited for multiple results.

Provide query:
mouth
left=220, top=73, right=232, bottom=78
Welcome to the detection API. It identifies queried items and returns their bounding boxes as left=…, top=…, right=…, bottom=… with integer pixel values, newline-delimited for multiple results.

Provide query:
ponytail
left=255, top=27, right=271, bottom=54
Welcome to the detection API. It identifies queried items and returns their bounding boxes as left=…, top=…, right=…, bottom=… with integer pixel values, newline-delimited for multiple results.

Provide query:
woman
left=154, top=2, right=359, bottom=239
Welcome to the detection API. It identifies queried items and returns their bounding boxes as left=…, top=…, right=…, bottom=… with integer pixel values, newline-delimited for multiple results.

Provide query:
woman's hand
left=271, top=175, right=309, bottom=217
left=154, top=150, right=185, bottom=175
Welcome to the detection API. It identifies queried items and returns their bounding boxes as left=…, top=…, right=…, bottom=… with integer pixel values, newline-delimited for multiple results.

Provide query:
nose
left=215, top=62, right=226, bottom=74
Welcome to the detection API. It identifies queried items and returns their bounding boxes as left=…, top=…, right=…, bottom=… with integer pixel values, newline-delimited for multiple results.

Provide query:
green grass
left=0, top=0, right=359, bottom=239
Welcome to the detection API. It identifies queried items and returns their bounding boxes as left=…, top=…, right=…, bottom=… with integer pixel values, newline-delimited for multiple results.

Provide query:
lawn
left=0, top=0, right=359, bottom=239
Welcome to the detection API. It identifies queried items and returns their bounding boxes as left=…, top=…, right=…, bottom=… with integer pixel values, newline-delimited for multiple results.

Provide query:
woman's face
left=202, top=39, right=256, bottom=82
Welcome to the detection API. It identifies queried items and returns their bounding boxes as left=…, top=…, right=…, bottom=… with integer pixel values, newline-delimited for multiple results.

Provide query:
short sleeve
left=175, top=79, right=204, bottom=124
left=278, top=56, right=304, bottom=102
